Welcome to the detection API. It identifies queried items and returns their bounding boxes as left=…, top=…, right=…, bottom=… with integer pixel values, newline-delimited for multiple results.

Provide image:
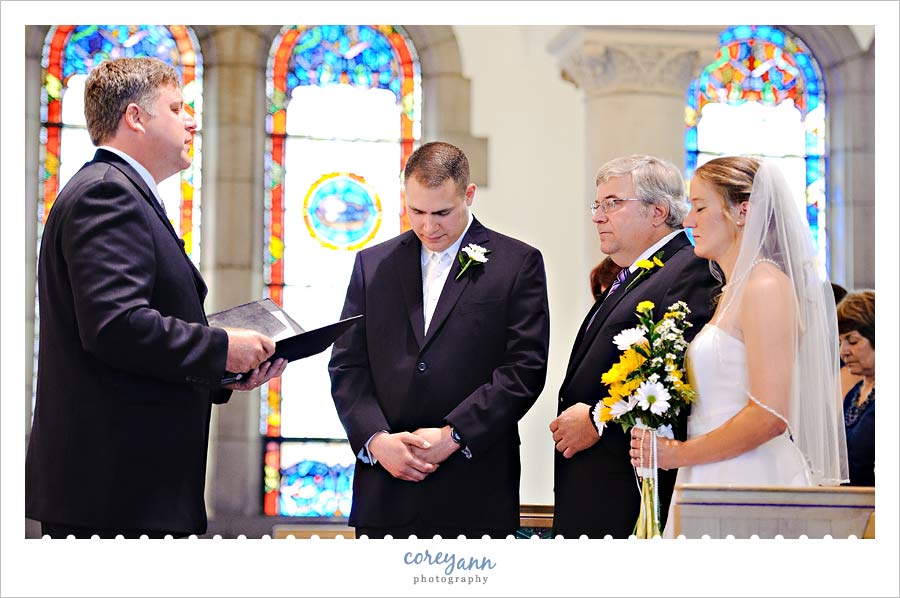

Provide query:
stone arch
left=784, top=26, right=874, bottom=288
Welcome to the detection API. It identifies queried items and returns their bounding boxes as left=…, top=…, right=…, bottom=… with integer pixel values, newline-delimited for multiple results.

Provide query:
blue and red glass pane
left=263, top=25, right=420, bottom=518
left=40, top=25, right=202, bottom=253
left=264, top=440, right=355, bottom=518
left=684, top=26, right=826, bottom=255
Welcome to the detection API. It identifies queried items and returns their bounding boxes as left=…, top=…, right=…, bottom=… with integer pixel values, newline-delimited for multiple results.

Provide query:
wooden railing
left=671, top=484, right=875, bottom=539
left=272, top=504, right=556, bottom=539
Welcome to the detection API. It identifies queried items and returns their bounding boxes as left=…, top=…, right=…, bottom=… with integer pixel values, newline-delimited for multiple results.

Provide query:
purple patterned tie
left=584, top=267, right=629, bottom=334
left=605, top=267, right=629, bottom=300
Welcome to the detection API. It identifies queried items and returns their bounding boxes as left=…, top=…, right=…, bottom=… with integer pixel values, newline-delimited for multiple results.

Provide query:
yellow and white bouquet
left=592, top=299, right=696, bottom=538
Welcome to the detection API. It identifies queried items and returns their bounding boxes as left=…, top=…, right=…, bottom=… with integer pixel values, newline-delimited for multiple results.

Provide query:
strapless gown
left=664, top=324, right=811, bottom=536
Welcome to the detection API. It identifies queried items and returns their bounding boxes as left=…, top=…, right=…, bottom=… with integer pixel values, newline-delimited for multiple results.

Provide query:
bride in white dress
left=629, top=157, right=848, bottom=535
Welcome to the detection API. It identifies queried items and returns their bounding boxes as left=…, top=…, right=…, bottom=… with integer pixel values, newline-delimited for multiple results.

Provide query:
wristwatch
left=449, top=425, right=473, bottom=459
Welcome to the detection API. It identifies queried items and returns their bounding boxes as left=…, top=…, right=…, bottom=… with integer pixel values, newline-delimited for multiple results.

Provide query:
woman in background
left=837, top=290, right=875, bottom=486
left=589, top=256, right=623, bottom=300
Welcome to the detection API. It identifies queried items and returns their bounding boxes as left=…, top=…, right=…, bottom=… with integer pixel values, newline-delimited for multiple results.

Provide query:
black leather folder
left=207, top=298, right=362, bottom=385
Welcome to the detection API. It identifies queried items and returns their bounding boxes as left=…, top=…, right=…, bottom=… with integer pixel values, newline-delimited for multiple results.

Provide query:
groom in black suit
left=550, top=155, right=718, bottom=538
left=26, top=57, right=283, bottom=539
left=329, top=142, right=550, bottom=538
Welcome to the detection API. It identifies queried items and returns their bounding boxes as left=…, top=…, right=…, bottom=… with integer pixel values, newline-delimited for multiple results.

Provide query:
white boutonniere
left=455, top=243, right=491, bottom=280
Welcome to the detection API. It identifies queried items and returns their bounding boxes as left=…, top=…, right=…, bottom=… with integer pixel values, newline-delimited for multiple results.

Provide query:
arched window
left=685, top=25, right=827, bottom=268
left=39, top=25, right=204, bottom=258
left=263, top=25, right=421, bottom=517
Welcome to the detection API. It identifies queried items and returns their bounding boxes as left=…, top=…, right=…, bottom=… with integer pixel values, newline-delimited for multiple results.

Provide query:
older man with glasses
left=549, top=154, right=719, bottom=538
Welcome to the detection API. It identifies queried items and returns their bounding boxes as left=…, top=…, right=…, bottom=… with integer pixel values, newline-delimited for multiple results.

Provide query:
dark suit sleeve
left=445, top=248, right=550, bottom=456
left=328, top=252, right=392, bottom=455
left=61, top=178, right=228, bottom=384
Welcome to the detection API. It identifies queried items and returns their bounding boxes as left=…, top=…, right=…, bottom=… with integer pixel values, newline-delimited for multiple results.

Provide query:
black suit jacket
left=553, top=231, right=718, bottom=538
left=26, top=149, right=230, bottom=535
left=328, top=218, right=550, bottom=531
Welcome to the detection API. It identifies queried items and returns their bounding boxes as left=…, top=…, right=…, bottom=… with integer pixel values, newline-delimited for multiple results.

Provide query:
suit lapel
left=563, top=268, right=639, bottom=382
left=395, top=233, right=426, bottom=349
left=93, top=149, right=207, bottom=300
left=562, top=232, right=693, bottom=390
left=94, top=150, right=182, bottom=244
left=420, top=218, right=489, bottom=352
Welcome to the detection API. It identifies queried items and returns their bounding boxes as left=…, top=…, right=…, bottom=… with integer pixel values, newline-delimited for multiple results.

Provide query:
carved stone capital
left=560, top=43, right=701, bottom=97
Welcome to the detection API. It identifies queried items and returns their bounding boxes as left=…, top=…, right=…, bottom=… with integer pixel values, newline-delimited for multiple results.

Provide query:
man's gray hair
left=595, top=155, right=688, bottom=228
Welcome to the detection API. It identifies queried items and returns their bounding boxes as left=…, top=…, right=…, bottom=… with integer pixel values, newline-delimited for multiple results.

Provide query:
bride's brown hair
left=692, top=156, right=761, bottom=225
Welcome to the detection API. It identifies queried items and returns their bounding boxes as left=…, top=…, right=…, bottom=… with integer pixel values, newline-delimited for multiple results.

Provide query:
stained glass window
left=685, top=25, right=827, bottom=268
left=263, top=25, right=421, bottom=517
left=39, top=25, right=203, bottom=256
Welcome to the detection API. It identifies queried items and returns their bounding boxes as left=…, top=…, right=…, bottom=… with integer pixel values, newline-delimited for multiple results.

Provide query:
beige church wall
left=453, top=25, right=587, bottom=505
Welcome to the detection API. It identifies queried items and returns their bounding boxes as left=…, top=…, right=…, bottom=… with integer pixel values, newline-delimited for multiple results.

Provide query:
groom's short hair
left=595, top=155, right=688, bottom=228
left=404, top=141, right=470, bottom=196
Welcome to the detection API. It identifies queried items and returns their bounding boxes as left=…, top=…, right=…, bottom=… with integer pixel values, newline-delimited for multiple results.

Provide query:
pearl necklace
left=721, top=257, right=781, bottom=292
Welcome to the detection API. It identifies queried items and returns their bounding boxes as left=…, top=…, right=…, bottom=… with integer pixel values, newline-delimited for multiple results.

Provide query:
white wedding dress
left=663, top=324, right=812, bottom=537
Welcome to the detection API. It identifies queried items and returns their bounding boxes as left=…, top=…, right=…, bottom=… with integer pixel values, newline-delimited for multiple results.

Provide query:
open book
left=207, top=298, right=362, bottom=385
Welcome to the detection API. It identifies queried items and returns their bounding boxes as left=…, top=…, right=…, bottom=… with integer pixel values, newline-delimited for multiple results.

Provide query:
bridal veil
left=714, top=160, right=849, bottom=486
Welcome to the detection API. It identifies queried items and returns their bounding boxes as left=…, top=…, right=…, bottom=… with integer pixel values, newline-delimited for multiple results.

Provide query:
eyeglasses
left=589, top=197, right=644, bottom=215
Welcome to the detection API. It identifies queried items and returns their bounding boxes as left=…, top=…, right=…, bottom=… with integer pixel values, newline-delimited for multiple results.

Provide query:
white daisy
left=591, top=403, right=606, bottom=437
left=612, top=327, right=647, bottom=351
left=635, top=380, right=671, bottom=415
left=609, top=396, right=638, bottom=418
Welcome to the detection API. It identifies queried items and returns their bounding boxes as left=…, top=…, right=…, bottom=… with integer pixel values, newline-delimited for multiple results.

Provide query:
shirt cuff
left=358, top=430, right=388, bottom=465
left=449, top=425, right=473, bottom=459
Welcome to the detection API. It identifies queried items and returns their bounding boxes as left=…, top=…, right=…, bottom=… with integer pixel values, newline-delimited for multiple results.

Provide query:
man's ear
left=651, top=201, right=669, bottom=227
left=122, top=103, right=145, bottom=134
left=464, top=183, right=476, bottom=206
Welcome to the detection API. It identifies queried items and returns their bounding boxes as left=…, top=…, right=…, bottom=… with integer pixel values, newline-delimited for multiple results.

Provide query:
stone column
left=408, top=25, right=489, bottom=186
left=825, top=47, right=875, bottom=289
left=548, top=26, right=720, bottom=269
left=196, top=25, right=269, bottom=521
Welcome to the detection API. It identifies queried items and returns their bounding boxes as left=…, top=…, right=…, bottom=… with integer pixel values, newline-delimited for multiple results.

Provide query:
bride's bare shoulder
left=744, top=260, right=791, bottom=297
left=738, top=260, right=795, bottom=333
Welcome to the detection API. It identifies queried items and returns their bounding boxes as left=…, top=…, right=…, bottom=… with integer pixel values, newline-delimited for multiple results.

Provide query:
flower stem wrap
left=633, top=423, right=661, bottom=538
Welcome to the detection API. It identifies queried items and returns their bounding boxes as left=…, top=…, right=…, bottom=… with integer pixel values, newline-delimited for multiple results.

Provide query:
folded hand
left=369, top=432, right=438, bottom=482
left=409, top=426, right=458, bottom=464
left=549, top=403, right=600, bottom=458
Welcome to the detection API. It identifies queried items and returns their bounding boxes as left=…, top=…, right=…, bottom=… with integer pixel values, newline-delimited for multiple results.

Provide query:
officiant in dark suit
left=328, top=141, right=550, bottom=539
left=26, top=57, right=285, bottom=539
left=550, top=155, right=718, bottom=538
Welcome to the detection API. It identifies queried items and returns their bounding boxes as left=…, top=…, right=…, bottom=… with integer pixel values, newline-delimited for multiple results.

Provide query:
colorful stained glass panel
left=263, top=25, right=420, bottom=517
left=40, top=25, right=203, bottom=259
left=267, top=441, right=355, bottom=518
left=685, top=25, right=827, bottom=270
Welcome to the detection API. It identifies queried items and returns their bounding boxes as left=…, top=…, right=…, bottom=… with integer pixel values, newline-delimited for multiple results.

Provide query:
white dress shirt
left=624, top=229, right=683, bottom=275
left=422, top=211, right=474, bottom=334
